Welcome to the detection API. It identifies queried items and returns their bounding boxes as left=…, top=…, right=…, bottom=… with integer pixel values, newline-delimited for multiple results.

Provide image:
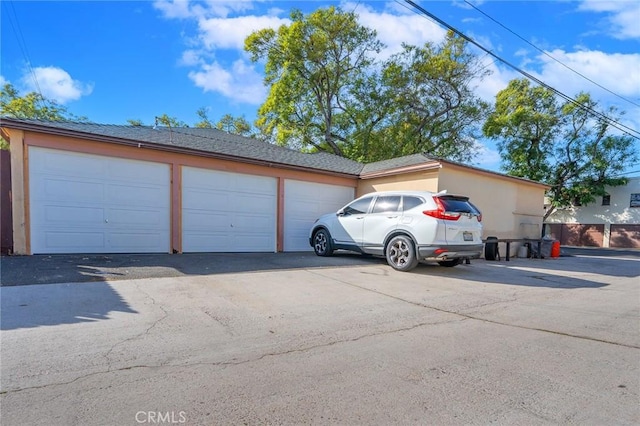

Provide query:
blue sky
left=1, top=0, right=639, bottom=173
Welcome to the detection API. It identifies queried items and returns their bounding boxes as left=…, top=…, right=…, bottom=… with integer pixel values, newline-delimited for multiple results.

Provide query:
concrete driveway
left=1, top=252, right=639, bottom=425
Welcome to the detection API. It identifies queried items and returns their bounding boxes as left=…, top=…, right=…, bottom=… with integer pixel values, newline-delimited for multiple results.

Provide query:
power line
left=401, top=0, right=640, bottom=140
left=463, top=0, right=640, bottom=109
left=3, top=1, right=45, bottom=103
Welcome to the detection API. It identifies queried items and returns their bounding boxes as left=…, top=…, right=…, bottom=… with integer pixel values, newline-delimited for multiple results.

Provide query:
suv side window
left=343, top=197, right=373, bottom=215
left=402, top=196, right=424, bottom=211
left=372, top=196, right=401, bottom=213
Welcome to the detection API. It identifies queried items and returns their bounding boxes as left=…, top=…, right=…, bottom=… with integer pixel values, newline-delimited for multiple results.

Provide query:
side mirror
left=336, top=209, right=345, bottom=217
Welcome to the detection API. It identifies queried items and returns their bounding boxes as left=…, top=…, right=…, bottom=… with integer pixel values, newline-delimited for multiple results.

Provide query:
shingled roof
left=0, top=117, right=547, bottom=187
left=0, top=118, right=364, bottom=176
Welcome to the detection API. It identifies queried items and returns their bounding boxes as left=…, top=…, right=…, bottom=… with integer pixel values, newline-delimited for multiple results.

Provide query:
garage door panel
left=610, top=224, right=640, bottom=248
left=41, top=231, right=105, bottom=250
left=233, top=234, right=273, bottom=251
left=106, top=183, right=167, bottom=206
left=236, top=174, right=275, bottom=193
left=235, top=193, right=271, bottom=210
left=183, top=211, right=231, bottom=231
left=42, top=179, right=104, bottom=201
left=36, top=150, right=106, bottom=177
left=107, top=160, right=167, bottom=184
left=183, top=232, right=231, bottom=252
left=107, top=208, right=166, bottom=228
left=284, top=180, right=354, bottom=251
left=44, top=205, right=104, bottom=224
left=182, top=189, right=232, bottom=210
left=182, top=167, right=276, bottom=252
left=233, top=213, right=273, bottom=230
left=109, top=232, right=164, bottom=250
left=30, top=147, right=170, bottom=254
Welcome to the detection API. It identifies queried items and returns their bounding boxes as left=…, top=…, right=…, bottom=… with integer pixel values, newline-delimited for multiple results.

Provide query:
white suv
left=309, top=191, right=483, bottom=271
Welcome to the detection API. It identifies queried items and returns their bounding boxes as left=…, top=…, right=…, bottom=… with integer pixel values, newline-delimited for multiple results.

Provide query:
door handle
left=386, top=215, right=398, bottom=219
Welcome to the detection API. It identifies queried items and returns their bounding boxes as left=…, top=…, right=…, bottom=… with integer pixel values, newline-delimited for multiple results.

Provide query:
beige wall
left=357, top=171, right=439, bottom=197
left=7, top=129, right=27, bottom=254
left=438, top=165, right=547, bottom=245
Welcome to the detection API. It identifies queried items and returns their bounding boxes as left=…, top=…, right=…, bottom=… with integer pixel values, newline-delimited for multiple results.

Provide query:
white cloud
left=473, top=140, right=501, bottom=168
left=533, top=49, right=640, bottom=100
left=188, top=59, right=266, bottom=104
left=180, top=49, right=204, bottom=66
left=20, top=67, right=93, bottom=104
left=153, top=0, right=194, bottom=19
left=154, top=0, right=255, bottom=19
left=346, top=2, right=447, bottom=59
left=0, top=75, right=7, bottom=86
left=578, top=0, right=640, bottom=40
left=197, top=15, right=290, bottom=50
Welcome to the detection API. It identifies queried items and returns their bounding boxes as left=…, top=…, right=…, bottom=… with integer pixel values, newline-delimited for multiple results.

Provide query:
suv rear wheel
left=386, top=235, right=419, bottom=271
left=313, top=229, right=334, bottom=257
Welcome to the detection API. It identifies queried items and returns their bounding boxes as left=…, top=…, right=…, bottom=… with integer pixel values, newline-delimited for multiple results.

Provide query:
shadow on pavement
left=0, top=252, right=376, bottom=286
left=1, top=282, right=137, bottom=331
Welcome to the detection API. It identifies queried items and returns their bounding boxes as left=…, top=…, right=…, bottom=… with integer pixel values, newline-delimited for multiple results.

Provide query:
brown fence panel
left=558, top=224, right=604, bottom=247
left=610, top=224, right=640, bottom=249
left=1, top=149, right=13, bottom=254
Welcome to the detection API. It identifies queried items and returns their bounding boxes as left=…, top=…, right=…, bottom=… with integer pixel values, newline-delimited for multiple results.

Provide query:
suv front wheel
left=313, top=229, right=334, bottom=257
left=386, top=235, right=419, bottom=271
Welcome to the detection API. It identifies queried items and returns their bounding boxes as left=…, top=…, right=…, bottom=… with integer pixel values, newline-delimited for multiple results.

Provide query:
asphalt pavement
left=1, top=251, right=638, bottom=425
left=0, top=251, right=382, bottom=286
left=1, top=246, right=638, bottom=287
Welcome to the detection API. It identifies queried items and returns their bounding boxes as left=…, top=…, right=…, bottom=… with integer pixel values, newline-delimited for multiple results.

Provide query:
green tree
left=214, top=114, right=252, bottom=136
left=195, top=108, right=254, bottom=137
left=194, top=107, right=214, bottom=128
left=377, top=32, right=491, bottom=163
left=126, top=119, right=144, bottom=126
left=245, top=9, right=491, bottom=163
left=155, top=114, right=188, bottom=128
left=483, top=78, right=638, bottom=220
left=245, top=6, right=383, bottom=157
left=1, top=83, right=86, bottom=121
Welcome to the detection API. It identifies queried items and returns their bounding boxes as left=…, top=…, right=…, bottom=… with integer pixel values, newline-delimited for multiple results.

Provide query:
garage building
left=1, top=118, right=551, bottom=256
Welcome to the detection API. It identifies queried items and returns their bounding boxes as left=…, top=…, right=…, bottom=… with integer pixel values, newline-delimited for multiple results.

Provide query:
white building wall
left=546, top=177, right=640, bottom=247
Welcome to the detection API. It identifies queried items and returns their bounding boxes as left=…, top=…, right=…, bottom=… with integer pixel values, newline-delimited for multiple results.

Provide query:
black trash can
left=484, top=236, right=499, bottom=261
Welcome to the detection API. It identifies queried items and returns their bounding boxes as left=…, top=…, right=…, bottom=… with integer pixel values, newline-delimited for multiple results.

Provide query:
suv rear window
left=438, top=196, right=480, bottom=214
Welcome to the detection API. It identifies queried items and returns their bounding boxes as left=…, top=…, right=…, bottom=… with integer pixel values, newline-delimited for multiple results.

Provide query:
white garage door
left=29, top=147, right=170, bottom=254
left=284, top=180, right=354, bottom=251
left=182, top=167, right=277, bottom=252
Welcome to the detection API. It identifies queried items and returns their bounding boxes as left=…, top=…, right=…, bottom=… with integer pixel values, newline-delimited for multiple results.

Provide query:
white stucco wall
left=545, top=177, right=640, bottom=247
left=546, top=177, right=640, bottom=225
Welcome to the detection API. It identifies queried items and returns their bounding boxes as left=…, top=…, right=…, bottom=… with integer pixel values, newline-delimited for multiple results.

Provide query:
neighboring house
left=0, top=118, right=549, bottom=256
left=545, top=177, right=640, bottom=248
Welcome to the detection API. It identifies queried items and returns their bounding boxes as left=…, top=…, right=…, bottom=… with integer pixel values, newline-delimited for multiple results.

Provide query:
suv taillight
left=423, top=197, right=461, bottom=221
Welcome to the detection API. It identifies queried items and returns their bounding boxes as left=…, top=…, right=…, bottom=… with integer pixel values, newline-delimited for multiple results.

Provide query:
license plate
left=463, top=232, right=473, bottom=241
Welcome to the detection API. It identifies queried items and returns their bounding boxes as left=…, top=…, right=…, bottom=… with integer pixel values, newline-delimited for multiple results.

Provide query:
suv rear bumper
left=418, top=244, right=483, bottom=260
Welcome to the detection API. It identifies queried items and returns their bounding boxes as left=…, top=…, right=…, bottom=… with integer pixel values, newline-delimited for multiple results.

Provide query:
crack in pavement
left=307, top=269, right=640, bottom=350
left=0, top=316, right=467, bottom=396
left=102, top=282, right=170, bottom=371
